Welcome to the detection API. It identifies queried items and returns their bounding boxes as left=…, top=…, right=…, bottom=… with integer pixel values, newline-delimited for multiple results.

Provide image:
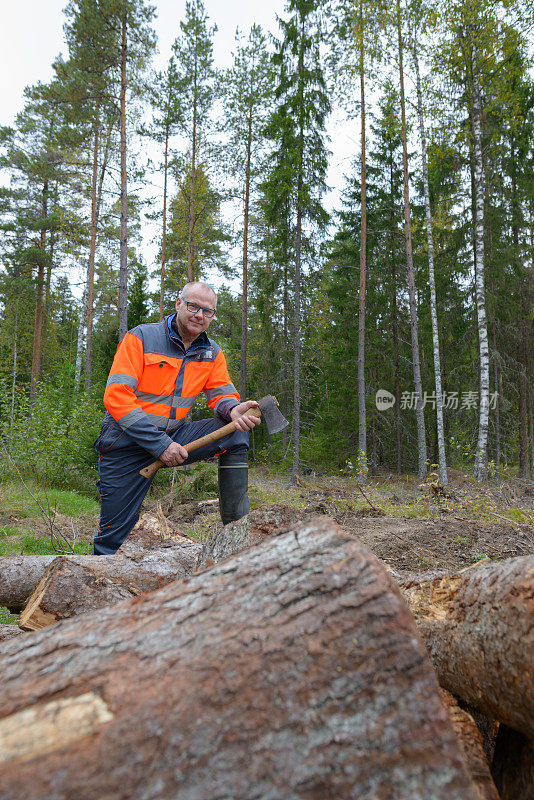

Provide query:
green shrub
left=0, top=380, right=102, bottom=495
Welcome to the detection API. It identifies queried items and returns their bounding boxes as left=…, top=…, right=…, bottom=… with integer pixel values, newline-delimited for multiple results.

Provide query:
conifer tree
left=173, top=0, right=216, bottom=282
left=144, top=58, right=183, bottom=320
left=221, top=25, right=273, bottom=399
left=264, top=0, right=330, bottom=483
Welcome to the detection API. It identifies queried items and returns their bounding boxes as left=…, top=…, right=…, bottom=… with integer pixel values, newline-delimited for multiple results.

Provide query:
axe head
left=258, top=395, right=289, bottom=435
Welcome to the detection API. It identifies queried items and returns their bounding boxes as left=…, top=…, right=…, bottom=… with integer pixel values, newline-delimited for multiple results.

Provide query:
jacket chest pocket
left=138, top=353, right=182, bottom=394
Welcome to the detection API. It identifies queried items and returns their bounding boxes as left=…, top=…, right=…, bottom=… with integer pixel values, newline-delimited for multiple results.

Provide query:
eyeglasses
left=181, top=299, right=216, bottom=318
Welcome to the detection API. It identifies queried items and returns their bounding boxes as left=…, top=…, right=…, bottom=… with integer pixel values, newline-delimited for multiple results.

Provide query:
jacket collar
left=165, top=313, right=210, bottom=353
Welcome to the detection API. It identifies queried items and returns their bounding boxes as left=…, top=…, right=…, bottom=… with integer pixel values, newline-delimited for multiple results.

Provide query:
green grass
left=0, top=481, right=99, bottom=518
left=0, top=527, right=92, bottom=556
left=0, top=606, right=19, bottom=625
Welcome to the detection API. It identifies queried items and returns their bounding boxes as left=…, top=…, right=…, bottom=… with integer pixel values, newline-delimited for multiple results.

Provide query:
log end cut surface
left=0, top=517, right=475, bottom=800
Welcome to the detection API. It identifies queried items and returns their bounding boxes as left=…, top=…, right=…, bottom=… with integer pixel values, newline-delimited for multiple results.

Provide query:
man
left=93, top=281, right=260, bottom=555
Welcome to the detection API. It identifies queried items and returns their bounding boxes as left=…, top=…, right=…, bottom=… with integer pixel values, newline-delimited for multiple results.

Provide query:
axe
left=139, top=394, right=288, bottom=479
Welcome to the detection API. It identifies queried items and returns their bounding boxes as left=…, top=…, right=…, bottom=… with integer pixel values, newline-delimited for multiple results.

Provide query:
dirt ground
left=5, top=468, right=533, bottom=577
left=154, top=469, right=534, bottom=577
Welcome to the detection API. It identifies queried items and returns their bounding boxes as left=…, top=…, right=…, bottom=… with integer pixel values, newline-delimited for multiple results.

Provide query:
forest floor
left=1, top=464, right=533, bottom=615
left=167, top=465, right=534, bottom=577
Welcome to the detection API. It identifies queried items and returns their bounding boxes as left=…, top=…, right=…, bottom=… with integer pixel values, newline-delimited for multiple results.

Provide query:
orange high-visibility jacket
left=101, top=315, right=240, bottom=457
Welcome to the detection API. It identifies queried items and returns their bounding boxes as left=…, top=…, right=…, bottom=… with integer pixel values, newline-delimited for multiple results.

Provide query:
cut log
left=440, top=689, right=500, bottom=800
left=196, top=503, right=314, bottom=568
left=0, top=537, right=201, bottom=613
left=491, top=724, right=534, bottom=800
left=0, top=625, right=23, bottom=643
left=19, top=558, right=137, bottom=631
left=0, top=517, right=476, bottom=799
left=399, top=556, right=534, bottom=739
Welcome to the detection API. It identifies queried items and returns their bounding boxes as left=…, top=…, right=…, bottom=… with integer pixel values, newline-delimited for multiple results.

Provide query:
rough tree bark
left=0, top=625, right=23, bottom=643
left=0, top=518, right=475, bottom=799
left=196, top=504, right=314, bottom=569
left=399, top=556, right=534, bottom=739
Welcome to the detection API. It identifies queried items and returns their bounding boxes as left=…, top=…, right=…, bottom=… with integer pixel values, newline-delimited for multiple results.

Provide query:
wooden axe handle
left=139, top=406, right=262, bottom=480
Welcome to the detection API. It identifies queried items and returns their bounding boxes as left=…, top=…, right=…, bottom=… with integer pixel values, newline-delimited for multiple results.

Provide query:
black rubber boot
left=218, top=450, right=250, bottom=525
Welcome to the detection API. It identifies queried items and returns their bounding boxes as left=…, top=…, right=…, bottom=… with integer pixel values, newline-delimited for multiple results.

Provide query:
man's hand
left=159, top=441, right=189, bottom=466
left=230, top=400, right=262, bottom=432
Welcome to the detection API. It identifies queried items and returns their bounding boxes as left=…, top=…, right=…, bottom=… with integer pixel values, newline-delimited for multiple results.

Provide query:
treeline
left=0, top=0, right=533, bottom=488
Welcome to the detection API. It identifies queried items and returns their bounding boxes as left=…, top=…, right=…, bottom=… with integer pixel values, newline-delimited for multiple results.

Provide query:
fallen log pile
left=0, top=512, right=201, bottom=612
left=0, top=506, right=532, bottom=799
left=0, top=516, right=475, bottom=799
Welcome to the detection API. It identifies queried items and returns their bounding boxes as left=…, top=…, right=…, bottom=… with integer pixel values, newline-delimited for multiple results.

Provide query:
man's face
left=175, top=285, right=216, bottom=342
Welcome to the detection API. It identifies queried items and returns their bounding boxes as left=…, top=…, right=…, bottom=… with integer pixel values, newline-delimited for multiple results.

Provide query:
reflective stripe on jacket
left=101, top=314, right=240, bottom=457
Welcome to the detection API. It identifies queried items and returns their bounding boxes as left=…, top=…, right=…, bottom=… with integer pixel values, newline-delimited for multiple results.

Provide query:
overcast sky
left=0, top=0, right=292, bottom=125
left=0, top=0, right=355, bottom=291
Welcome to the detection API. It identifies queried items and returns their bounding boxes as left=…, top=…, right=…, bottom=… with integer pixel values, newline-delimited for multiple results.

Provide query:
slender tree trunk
left=291, top=16, right=306, bottom=485
left=40, top=183, right=58, bottom=381
left=240, top=96, right=253, bottom=401
left=390, top=160, right=402, bottom=473
left=118, top=15, right=128, bottom=341
left=528, top=381, right=534, bottom=481
left=74, top=285, right=87, bottom=392
left=358, top=3, right=368, bottom=481
left=160, top=125, right=169, bottom=321
left=491, top=316, right=500, bottom=469
left=187, top=50, right=198, bottom=283
left=406, top=11, right=447, bottom=486
left=471, top=40, right=490, bottom=480
left=85, top=114, right=100, bottom=388
left=29, top=180, right=48, bottom=404
left=518, top=334, right=529, bottom=478
left=10, top=301, right=18, bottom=425
left=396, top=0, right=426, bottom=481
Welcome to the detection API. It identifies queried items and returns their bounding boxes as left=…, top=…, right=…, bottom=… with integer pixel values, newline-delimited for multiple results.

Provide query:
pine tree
left=144, top=58, right=183, bottom=320
left=173, top=0, right=216, bottom=282
left=165, top=163, right=230, bottom=292
left=221, top=25, right=273, bottom=399
left=263, top=0, right=330, bottom=482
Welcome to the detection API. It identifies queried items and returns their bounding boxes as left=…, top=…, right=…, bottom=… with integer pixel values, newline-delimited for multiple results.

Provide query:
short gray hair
left=180, top=281, right=217, bottom=305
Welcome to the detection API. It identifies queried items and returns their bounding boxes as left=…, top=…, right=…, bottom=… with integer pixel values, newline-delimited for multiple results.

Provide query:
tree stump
left=0, top=517, right=475, bottom=799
